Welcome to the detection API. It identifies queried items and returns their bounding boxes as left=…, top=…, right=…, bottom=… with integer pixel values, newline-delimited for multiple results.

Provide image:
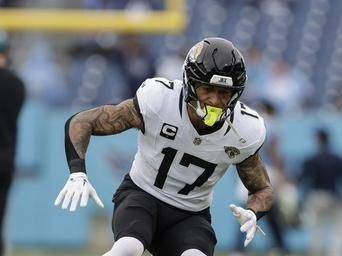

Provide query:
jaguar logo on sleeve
left=224, top=146, right=240, bottom=159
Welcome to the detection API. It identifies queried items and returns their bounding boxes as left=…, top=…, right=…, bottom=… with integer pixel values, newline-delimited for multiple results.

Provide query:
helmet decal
left=188, top=41, right=205, bottom=63
left=209, top=75, right=233, bottom=86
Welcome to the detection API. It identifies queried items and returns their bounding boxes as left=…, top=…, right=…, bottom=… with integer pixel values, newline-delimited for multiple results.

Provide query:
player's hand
left=54, top=172, right=104, bottom=211
left=229, top=204, right=266, bottom=247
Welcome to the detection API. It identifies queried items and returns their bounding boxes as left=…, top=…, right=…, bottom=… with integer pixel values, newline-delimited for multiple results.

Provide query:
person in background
left=116, top=35, right=156, bottom=97
left=0, top=32, right=26, bottom=256
left=300, top=128, right=342, bottom=256
left=232, top=100, right=295, bottom=256
left=240, top=46, right=270, bottom=106
left=268, top=59, right=314, bottom=114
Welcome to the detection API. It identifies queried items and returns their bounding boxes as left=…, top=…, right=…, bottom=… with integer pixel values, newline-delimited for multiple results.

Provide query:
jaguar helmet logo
left=188, top=41, right=204, bottom=62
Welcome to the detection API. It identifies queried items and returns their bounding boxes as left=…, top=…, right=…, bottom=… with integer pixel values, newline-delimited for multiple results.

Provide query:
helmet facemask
left=184, top=70, right=244, bottom=126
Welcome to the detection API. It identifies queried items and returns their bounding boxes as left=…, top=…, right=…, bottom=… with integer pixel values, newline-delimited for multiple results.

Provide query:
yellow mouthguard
left=203, top=105, right=223, bottom=126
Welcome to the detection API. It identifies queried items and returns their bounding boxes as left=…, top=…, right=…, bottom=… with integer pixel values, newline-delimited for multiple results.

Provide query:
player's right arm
left=229, top=152, right=273, bottom=247
left=67, top=98, right=143, bottom=159
left=54, top=98, right=144, bottom=212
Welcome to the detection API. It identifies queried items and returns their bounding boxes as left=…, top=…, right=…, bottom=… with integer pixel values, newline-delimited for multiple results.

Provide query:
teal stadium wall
left=6, top=100, right=342, bottom=251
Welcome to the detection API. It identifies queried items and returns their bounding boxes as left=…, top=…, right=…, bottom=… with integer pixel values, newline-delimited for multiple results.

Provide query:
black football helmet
left=183, top=37, right=247, bottom=121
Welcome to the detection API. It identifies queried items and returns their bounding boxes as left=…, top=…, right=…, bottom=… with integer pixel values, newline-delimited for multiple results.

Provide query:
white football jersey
left=129, top=77, right=266, bottom=212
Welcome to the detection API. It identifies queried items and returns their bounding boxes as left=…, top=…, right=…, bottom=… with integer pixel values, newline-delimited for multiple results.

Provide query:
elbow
left=65, top=115, right=74, bottom=134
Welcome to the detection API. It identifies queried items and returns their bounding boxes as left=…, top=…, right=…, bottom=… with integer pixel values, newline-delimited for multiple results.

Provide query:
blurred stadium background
left=1, top=0, right=342, bottom=255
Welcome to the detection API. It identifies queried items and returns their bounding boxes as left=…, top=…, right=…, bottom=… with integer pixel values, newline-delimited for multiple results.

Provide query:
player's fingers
left=240, top=219, right=254, bottom=233
left=244, top=236, right=252, bottom=247
left=229, top=204, right=241, bottom=216
left=61, top=190, right=74, bottom=210
left=246, top=227, right=256, bottom=241
left=91, top=190, right=104, bottom=208
left=244, top=227, right=256, bottom=247
left=80, top=190, right=89, bottom=207
left=54, top=189, right=67, bottom=206
left=69, top=190, right=81, bottom=212
left=229, top=204, right=237, bottom=209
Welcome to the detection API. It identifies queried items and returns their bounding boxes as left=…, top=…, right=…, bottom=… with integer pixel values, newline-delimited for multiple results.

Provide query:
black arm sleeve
left=65, top=115, right=86, bottom=173
left=247, top=208, right=267, bottom=220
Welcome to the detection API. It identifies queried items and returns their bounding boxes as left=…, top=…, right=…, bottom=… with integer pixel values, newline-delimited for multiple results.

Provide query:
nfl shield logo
left=224, top=146, right=240, bottom=159
left=193, top=137, right=202, bottom=145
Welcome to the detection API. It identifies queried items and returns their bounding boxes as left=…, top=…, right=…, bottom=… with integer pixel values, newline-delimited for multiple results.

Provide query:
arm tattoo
left=68, top=99, right=143, bottom=158
left=236, top=153, right=274, bottom=214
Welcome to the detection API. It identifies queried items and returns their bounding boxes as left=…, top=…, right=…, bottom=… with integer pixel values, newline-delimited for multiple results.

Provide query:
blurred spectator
left=154, top=35, right=188, bottom=80
left=246, top=57, right=313, bottom=115
left=0, top=33, right=26, bottom=256
left=0, top=0, right=20, bottom=7
left=19, top=38, right=69, bottom=107
left=299, top=128, right=342, bottom=256
left=323, top=80, right=342, bottom=112
left=259, top=100, right=300, bottom=230
left=155, top=47, right=187, bottom=80
left=67, top=42, right=130, bottom=108
left=266, top=59, right=314, bottom=114
left=241, top=46, right=271, bottom=105
left=83, top=0, right=162, bottom=10
left=232, top=100, right=297, bottom=255
left=83, top=0, right=124, bottom=9
left=116, top=35, right=155, bottom=97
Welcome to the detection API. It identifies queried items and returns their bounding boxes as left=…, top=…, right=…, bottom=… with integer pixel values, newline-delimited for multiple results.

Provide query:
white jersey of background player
left=55, top=37, right=273, bottom=256
left=131, top=77, right=265, bottom=211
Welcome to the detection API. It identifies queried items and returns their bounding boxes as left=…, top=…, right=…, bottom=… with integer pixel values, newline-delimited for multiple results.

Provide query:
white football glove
left=229, top=204, right=266, bottom=247
left=54, top=172, right=104, bottom=212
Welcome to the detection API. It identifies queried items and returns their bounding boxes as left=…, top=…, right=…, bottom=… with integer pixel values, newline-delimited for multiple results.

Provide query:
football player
left=55, top=37, right=273, bottom=256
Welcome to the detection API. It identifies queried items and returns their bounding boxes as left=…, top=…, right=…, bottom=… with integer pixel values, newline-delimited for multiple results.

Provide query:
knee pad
left=180, top=248, right=207, bottom=256
left=102, top=237, right=144, bottom=256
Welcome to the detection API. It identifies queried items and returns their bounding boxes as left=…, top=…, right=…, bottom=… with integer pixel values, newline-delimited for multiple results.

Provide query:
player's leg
left=104, top=175, right=158, bottom=256
left=153, top=211, right=217, bottom=256
left=180, top=249, right=207, bottom=256
left=102, top=237, right=144, bottom=256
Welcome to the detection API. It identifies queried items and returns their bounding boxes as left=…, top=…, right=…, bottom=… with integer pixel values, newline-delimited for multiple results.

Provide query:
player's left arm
left=236, top=152, right=273, bottom=219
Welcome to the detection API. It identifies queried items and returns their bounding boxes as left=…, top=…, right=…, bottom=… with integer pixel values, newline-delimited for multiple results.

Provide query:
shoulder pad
left=136, top=77, right=179, bottom=115
left=234, top=102, right=266, bottom=155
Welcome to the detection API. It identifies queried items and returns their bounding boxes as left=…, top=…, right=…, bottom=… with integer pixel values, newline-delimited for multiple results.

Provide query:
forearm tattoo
left=236, top=153, right=274, bottom=214
left=68, top=99, right=143, bottom=158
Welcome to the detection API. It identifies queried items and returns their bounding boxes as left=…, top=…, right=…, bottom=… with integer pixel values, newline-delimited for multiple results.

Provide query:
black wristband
left=69, top=159, right=86, bottom=174
left=247, top=208, right=267, bottom=220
